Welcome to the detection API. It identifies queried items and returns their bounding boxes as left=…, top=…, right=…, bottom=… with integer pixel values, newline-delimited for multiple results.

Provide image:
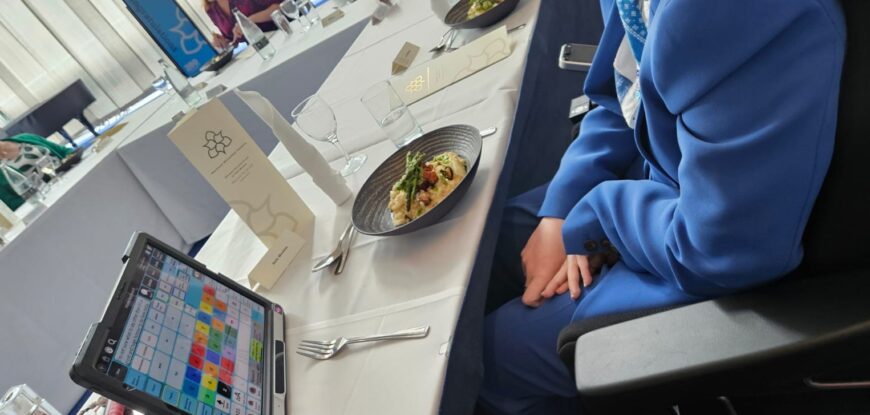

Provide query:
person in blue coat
left=479, top=0, right=846, bottom=413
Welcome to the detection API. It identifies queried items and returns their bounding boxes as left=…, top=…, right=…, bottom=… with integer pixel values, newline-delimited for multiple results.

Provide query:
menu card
left=392, top=42, right=420, bottom=75
left=0, top=200, right=18, bottom=230
left=248, top=230, right=306, bottom=290
left=390, top=26, right=512, bottom=104
left=168, top=99, right=314, bottom=250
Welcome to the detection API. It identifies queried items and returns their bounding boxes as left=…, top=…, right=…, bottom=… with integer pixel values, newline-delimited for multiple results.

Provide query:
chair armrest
left=574, top=268, right=870, bottom=411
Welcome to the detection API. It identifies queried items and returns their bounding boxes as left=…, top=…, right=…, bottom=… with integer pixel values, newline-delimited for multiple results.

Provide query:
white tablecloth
left=194, top=0, right=541, bottom=412
left=0, top=3, right=378, bottom=410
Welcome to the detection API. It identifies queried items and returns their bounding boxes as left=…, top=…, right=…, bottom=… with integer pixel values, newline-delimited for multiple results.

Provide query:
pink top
left=206, top=0, right=280, bottom=40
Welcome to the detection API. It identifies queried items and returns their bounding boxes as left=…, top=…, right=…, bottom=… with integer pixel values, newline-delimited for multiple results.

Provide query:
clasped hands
left=520, top=217, right=618, bottom=307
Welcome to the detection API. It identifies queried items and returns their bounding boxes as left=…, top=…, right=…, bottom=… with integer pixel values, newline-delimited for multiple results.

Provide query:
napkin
left=235, top=90, right=353, bottom=205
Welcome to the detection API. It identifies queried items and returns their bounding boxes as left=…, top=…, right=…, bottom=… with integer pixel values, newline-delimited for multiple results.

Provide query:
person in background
left=478, top=0, right=846, bottom=413
left=0, top=133, right=73, bottom=210
left=203, top=0, right=282, bottom=49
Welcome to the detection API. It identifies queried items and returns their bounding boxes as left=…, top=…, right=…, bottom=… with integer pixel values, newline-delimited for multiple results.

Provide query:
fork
left=296, top=326, right=430, bottom=360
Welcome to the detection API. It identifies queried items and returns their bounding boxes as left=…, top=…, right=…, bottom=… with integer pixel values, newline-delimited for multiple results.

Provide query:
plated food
left=389, top=151, right=468, bottom=226
left=468, top=0, right=505, bottom=19
left=352, top=124, right=482, bottom=236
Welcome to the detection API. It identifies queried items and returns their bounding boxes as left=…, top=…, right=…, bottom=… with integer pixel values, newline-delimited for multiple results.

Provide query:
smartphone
left=559, top=43, right=597, bottom=72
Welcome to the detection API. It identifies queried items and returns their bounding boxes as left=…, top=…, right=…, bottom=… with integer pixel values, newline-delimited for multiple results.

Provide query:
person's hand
left=539, top=253, right=610, bottom=300
left=212, top=33, right=230, bottom=50
left=77, top=396, right=108, bottom=415
left=521, top=217, right=566, bottom=307
left=0, top=141, right=20, bottom=160
left=232, top=23, right=243, bottom=42
left=540, top=242, right=621, bottom=300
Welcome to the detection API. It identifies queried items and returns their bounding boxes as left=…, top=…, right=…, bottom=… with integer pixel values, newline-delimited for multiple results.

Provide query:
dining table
left=0, top=1, right=382, bottom=411
left=192, top=0, right=603, bottom=412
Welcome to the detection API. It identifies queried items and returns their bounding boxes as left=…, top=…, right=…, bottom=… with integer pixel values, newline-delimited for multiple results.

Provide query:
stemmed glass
left=291, top=94, right=367, bottom=176
left=1, top=162, right=33, bottom=199
left=294, top=0, right=320, bottom=26
left=279, top=0, right=311, bottom=32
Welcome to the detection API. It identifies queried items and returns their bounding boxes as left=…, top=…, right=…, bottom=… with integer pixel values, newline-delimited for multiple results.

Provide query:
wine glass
left=291, top=94, right=367, bottom=176
left=279, top=0, right=311, bottom=32
left=294, top=0, right=320, bottom=26
left=1, top=162, right=33, bottom=198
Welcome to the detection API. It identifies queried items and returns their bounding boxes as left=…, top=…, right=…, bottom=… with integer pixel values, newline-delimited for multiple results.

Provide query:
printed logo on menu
left=203, top=130, right=233, bottom=159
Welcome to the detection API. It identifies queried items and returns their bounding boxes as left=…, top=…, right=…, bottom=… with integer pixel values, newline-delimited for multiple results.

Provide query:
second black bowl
left=352, top=125, right=483, bottom=236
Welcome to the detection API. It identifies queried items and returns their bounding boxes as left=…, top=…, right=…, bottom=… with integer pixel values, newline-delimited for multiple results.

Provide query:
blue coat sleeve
left=537, top=107, right=640, bottom=219
left=538, top=0, right=641, bottom=219
left=562, top=0, right=846, bottom=296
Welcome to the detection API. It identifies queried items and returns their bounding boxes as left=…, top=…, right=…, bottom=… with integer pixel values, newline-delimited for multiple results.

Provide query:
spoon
left=444, top=23, right=528, bottom=52
left=430, top=28, right=458, bottom=53
left=312, top=223, right=354, bottom=272
left=333, top=226, right=357, bottom=275
left=480, top=126, right=497, bottom=138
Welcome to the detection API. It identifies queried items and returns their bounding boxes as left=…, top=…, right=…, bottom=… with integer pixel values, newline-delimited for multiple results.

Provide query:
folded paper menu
left=390, top=26, right=512, bottom=104
left=392, top=42, right=420, bottom=75
left=169, top=99, right=314, bottom=288
left=248, top=229, right=306, bottom=290
left=0, top=200, right=19, bottom=230
left=321, top=8, right=345, bottom=27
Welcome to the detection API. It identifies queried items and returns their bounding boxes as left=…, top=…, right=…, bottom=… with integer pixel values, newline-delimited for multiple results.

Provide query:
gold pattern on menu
left=405, top=67, right=431, bottom=94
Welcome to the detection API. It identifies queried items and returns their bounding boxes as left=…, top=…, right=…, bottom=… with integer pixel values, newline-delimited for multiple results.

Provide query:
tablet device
left=122, top=0, right=218, bottom=77
left=71, top=232, right=286, bottom=415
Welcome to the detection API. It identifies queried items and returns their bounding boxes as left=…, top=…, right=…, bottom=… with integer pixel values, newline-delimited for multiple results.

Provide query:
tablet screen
left=101, top=244, right=267, bottom=415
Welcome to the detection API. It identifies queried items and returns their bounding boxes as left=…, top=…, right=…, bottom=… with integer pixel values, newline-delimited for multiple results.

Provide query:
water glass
left=291, top=94, right=367, bottom=176
left=360, top=81, right=423, bottom=148
left=34, top=154, right=59, bottom=184
left=280, top=0, right=311, bottom=32
left=271, top=10, right=293, bottom=35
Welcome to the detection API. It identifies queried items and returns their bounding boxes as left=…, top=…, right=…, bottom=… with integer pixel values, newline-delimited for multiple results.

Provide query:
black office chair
left=556, top=1, right=870, bottom=413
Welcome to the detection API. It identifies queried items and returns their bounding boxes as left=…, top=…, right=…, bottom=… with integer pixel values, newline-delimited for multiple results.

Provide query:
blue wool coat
left=539, top=0, right=846, bottom=319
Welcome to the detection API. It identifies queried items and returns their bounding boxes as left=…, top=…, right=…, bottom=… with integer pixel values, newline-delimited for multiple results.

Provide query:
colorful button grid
left=113, top=246, right=268, bottom=415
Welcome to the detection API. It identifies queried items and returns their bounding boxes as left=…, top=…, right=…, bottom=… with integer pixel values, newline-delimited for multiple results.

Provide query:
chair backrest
left=558, top=0, right=868, bottom=372
left=799, top=0, right=870, bottom=274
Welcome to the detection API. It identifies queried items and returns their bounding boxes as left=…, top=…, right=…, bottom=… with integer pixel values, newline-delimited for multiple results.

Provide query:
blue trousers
left=479, top=185, right=702, bottom=415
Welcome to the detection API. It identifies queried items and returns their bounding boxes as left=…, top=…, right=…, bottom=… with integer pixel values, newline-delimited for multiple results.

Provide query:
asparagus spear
left=397, top=151, right=425, bottom=211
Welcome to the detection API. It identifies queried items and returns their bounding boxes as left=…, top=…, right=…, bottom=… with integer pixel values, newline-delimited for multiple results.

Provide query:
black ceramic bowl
left=201, top=50, right=233, bottom=72
left=444, top=0, right=520, bottom=29
left=352, top=125, right=483, bottom=236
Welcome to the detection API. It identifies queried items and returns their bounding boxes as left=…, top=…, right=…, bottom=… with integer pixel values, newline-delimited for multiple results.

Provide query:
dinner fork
left=296, top=326, right=430, bottom=360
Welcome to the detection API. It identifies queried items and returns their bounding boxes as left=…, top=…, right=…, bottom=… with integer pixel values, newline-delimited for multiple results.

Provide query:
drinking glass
left=279, top=0, right=311, bottom=32
left=291, top=94, right=367, bottom=176
left=294, top=0, right=320, bottom=26
left=34, top=154, right=59, bottom=185
left=360, top=81, right=423, bottom=148
left=271, top=10, right=293, bottom=35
